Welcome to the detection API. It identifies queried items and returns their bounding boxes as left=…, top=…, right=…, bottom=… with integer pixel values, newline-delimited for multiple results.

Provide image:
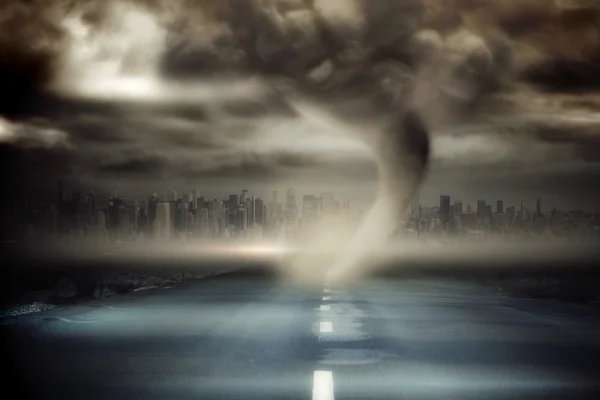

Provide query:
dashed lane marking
left=320, top=321, right=333, bottom=333
left=313, top=370, right=334, bottom=400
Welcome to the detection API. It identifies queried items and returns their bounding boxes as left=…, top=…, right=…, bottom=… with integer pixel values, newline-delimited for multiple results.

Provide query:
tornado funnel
left=327, top=110, right=430, bottom=281
left=280, top=96, right=430, bottom=283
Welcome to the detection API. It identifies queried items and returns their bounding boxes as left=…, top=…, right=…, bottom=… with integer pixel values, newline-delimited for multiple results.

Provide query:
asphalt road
left=2, top=270, right=600, bottom=400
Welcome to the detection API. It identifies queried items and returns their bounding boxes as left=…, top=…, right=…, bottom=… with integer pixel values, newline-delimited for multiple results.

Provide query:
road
left=2, top=270, right=600, bottom=400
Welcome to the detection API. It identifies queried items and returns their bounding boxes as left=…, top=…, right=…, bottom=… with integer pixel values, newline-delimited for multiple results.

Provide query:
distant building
left=193, top=188, right=200, bottom=210
left=156, top=202, right=171, bottom=240
left=454, top=200, right=463, bottom=214
left=440, top=195, right=451, bottom=223
left=537, top=198, right=542, bottom=217
left=286, top=188, right=296, bottom=213
left=240, top=189, right=248, bottom=204
left=196, top=208, right=209, bottom=236
left=477, top=200, right=487, bottom=219
left=108, top=196, right=125, bottom=232
left=466, top=204, right=472, bottom=213
left=303, top=195, right=320, bottom=221
left=237, top=205, right=247, bottom=231
left=497, top=200, right=504, bottom=214
left=255, top=198, right=265, bottom=226
left=148, top=194, right=160, bottom=225
left=507, top=206, right=516, bottom=218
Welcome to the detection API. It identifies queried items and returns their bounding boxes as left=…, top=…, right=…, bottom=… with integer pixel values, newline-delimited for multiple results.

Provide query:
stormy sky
left=1, top=0, right=600, bottom=211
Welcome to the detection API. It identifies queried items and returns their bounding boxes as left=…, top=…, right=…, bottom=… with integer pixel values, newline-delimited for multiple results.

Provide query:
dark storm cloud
left=94, top=155, right=169, bottom=176
left=0, top=0, right=64, bottom=118
left=179, top=151, right=377, bottom=181
left=523, top=60, right=600, bottom=93
left=2, top=0, right=600, bottom=207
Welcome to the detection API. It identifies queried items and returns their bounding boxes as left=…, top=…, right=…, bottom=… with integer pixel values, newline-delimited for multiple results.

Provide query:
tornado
left=278, top=90, right=430, bottom=284
left=326, top=110, right=429, bottom=282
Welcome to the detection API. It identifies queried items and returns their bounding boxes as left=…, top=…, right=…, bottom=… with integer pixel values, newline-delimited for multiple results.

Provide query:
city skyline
left=2, top=177, right=598, bottom=244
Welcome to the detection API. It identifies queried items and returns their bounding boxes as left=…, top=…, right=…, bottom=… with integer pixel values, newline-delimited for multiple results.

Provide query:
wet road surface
left=2, top=271, right=600, bottom=399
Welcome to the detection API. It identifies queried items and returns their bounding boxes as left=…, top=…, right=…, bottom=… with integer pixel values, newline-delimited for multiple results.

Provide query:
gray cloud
left=1, top=0, right=600, bottom=210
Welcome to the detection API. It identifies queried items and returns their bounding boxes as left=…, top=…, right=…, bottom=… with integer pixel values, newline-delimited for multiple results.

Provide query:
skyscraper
left=108, top=196, right=125, bottom=231
left=286, top=188, right=296, bottom=213
left=156, top=202, right=171, bottom=240
left=193, top=188, right=200, bottom=210
left=240, top=189, right=248, bottom=204
left=454, top=200, right=463, bottom=214
left=440, top=195, right=451, bottom=223
left=303, top=195, right=319, bottom=222
left=255, top=198, right=264, bottom=225
left=497, top=200, right=504, bottom=214
left=237, top=205, right=247, bottom=231
left=477, top=200, right=487, bottom=219
left=536, top=198, right=542, bottom=217
left=250, top=196, right=256, bottom=225
left=148, top=194, right=160, bottom=222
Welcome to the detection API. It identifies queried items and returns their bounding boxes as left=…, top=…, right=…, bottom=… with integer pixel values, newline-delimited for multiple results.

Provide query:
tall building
left=536, top=198, right=542, bottom=217
left=507, top=206, right=516, bottom=218
left=108, top=196, right=125, bottom=231
left=237, top=205, right=247, bottom=231
left=255, top=198, right=265, bottom=225
left=272, top=190, right=278, bottom=204
left=286, top=188, right=296, bottom=213
left=303, top=195, right=320, bottom=222
left=148, top=194, right=160, bottom=225
left=477, top=200, right=487, bottom=219
left=126, top=203, right=140, bottom=233
left=228, top=194, right=239, bottom=209
left=497, top=200, right=504, bottom=214
left=454, top=200, right=463, bottom=214
left=169, top=186, right=177, bottom=201
left=249, top=196, right=256, bottom=225
left=193, top=188, right=200, bottom=210
left=196, top=208, right=209, bottom=236
left=440, top=195, right=451, bottom=223
left=240, top=189, right=248, bottom=204
left=156, top=202, right=171, bottom=239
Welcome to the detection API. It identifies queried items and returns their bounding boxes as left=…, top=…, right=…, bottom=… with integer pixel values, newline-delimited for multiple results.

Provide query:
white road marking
left=322, top=296, right=331, bottom=301
left=313, top=370, right=334, bottom=400
left=320, top=321, right=333, bottom=333
left=319, top=305, right=330, bottom=311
